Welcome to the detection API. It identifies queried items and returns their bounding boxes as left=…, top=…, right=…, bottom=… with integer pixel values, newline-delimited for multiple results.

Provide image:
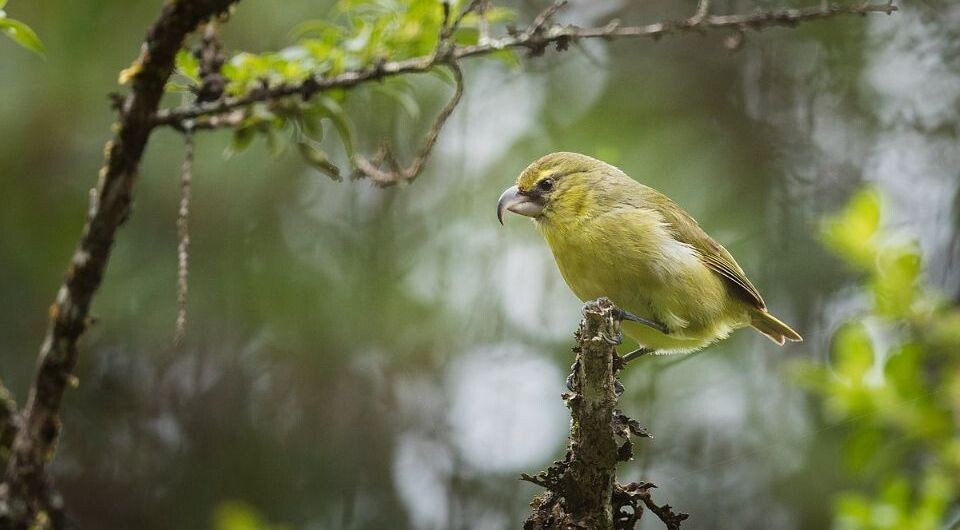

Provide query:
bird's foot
left=566, top=362, right=578, bottom=392
left=599, top=327, right=623, bottom=346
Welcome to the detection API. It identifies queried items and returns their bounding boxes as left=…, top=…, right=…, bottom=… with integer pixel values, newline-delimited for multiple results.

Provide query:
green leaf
left=175, top=48, right=200, bottom=83
left=871, top=245, right=921, bottom=318
left=214, top=501, right=290, bottom=530
left=315, top=95, right=355, bottom=159
left=298, top=108, right=325, bottom=140
left=841, top=428, right=884, bottom=474
left=884, top=343, right=923, bottom=397
left=264, top=128, right=287, bottom=158
left=821, top=188, right=881, bottom=270
left=297, top=141, right=342, bottom=181
left=489, top=49, right=521, bottom=69
left=831, top=322, right=874, bottom=385
left=224, top=127, right=256, bottom=159
left=0, top=17, right=45, bottom=56
left=373, top=84, right=420, bottom=121
left=290, top=19, right=346, bottom=40
left=215, top=502, right=263, bottom=530
left=428, top=66, right=457, bottom=86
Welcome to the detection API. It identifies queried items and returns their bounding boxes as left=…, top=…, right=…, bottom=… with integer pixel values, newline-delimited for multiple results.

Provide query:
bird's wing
left=650, top=192, right=767, bottom=311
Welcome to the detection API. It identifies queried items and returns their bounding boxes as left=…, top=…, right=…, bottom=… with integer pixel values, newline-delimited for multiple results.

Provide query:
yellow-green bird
left=497, top=152, right=801, bottom=359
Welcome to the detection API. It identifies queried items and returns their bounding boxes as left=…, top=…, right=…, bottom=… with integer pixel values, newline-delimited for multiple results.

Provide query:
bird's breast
left=537, top=209, right=737, bottom=338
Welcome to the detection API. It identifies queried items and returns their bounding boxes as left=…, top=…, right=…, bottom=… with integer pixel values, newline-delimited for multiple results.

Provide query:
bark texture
left=523, top=298, right=687, bottom=530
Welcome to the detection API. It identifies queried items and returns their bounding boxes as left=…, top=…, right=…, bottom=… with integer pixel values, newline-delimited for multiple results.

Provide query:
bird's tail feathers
left=750, top=310, right=803, bottom=345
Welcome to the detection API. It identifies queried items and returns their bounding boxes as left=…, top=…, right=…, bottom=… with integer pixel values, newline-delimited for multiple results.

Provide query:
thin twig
left=352, top=62, right=464, bottom=187
left=438, top=0, right=453, bottom=41
left=527, top=0, right=568, bottom=36
left=151, top=1, right=897, bottom=129
left=692, top=0, right=712, bottom=24
left=477, top=0, right=491, bottom=44
left=175, top=125, right=194, bottom=345
left=632, top=483, right=688, bottom=530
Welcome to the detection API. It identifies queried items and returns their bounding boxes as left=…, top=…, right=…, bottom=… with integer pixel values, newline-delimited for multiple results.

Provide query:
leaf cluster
left=795, top=189, right=960, bottom=530
left=169, top=0, right=514, bottom=179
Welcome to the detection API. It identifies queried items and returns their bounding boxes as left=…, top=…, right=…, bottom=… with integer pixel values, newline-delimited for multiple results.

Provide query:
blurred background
left=1, top=0, right=958, bottom=529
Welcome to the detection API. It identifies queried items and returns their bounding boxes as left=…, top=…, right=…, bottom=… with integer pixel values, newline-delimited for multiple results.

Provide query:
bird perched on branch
left=497, top=152, right=801, bottom=360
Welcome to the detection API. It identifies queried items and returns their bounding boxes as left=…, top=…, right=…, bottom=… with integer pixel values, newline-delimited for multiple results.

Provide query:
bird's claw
left=614, top=379, right=625, bottom=397
left=599, top=328, right=622, bottom=345
left=566, top=361, right=580, bottom=392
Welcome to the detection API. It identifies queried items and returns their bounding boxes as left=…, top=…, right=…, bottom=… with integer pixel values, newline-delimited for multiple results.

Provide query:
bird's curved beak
left=497, top=185, right=544, bottom=225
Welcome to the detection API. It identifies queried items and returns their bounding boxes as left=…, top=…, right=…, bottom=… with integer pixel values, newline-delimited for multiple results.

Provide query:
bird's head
left=497, top=152, right=610, bottom=225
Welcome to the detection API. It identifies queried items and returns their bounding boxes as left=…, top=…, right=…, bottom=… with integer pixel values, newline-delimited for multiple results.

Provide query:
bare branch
left=691, top=0, right=712, bottom=25
left=352, top=62, right=465, bottom=187
left=527, top=0, right=568, bottom=36
left=0, top=1, right=238, bottom=527
left=152, top=1, right=897, bottom=129
left=633, top=483, right=688, bottom=530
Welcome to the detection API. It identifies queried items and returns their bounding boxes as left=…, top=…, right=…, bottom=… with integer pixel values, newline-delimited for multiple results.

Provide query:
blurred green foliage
left=2, top=1, right=959, bottom=529
left=215, top=502, right=291, bottom=530
left=0, top=0, right=44, bottom=56
left=216, top=0, right=513, bottom=95
left=797, top=189, right=960, bottom=529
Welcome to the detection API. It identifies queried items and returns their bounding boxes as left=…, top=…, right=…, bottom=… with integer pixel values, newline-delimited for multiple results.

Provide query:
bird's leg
left=623, top=347, right=654, bottom=363
left=613, top=307, right=669, bottom=335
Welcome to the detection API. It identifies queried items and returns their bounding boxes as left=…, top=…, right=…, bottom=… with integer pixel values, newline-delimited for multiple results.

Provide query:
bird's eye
left=538, top=178, right=554, bottom=192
